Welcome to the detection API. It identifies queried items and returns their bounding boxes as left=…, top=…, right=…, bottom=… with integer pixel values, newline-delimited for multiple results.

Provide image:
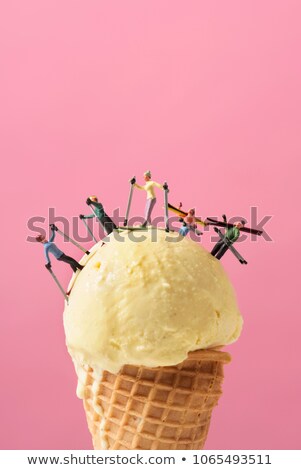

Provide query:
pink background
left=1, top=0, right=300, bottom=449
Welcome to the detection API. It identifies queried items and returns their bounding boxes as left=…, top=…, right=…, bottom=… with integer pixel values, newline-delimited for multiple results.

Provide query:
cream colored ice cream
left=63, top=229, right=242, bottom=376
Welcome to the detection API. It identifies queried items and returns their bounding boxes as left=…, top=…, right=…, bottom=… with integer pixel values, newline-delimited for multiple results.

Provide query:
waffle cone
left=81, top=349, right=231, bottom=450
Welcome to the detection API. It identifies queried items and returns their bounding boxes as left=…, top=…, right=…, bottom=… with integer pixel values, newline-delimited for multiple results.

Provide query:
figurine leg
left=211, top=240, right=224, bottom=257
left=100, top=214, right=117, bottom=235
left=179, top=226, right=190, bottom=236
left=143, top=198, right=157, bottom=226
left=58, top=254, right=83, bottom=272
left=215, top=244, right=230, bottom=260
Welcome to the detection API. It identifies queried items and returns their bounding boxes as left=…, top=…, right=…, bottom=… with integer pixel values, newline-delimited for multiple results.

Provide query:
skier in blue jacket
left=36, top=225, right=83, bottom=272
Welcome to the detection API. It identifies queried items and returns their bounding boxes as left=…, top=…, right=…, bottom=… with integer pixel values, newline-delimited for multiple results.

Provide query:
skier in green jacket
left=211, top=215, right=245, bottom=260
left=79, top=196, right=117, bottom=235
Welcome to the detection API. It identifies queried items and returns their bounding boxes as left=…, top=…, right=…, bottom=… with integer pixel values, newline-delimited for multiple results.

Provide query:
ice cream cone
left=79, top=348, right=231, bottom=450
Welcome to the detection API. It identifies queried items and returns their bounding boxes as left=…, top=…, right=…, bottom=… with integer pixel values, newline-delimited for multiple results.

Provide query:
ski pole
left=80, top=216, right=97, bottom=243
left=124, top=176, right=136, bottom=226
left=163, top=181, right=169, bottom=232
left=50, top=224, right=90, bottom=255
left=87, top=204, right=104, bottom=234
left=46, top=266, right=68, bottom=302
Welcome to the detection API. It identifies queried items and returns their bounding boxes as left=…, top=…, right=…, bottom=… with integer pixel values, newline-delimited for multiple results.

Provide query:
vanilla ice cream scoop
left=63, top=229, right=243, bottom=374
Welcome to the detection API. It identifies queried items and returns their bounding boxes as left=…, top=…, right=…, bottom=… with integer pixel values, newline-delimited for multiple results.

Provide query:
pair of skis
left=124, top=177, right=170, bottom=231
left=53, top=225, right=90, bottom=255
left=46, top=267, right=69, bottom=302
left=213, top=227, right=247, bottom=264
left=167, top=204, right=263, bottom=237
left=205, top=217, right=263, bottom=236
left=81, top=218, right=97, bottom=243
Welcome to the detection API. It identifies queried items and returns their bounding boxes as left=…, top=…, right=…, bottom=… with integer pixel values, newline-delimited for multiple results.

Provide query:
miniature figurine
left=167, top=202, right=206, bottom=228
left=211, top=215, right=246, bottom=260
left=53, top=224, right=90, bottom=254
left=213, top=226, right=247, bottom=264
left=133, top=170, right=164, bottom=227
left=179, top=207, right=202, bottom=237
left=36, top=225, right=83, bottom=272
left=80, top=196, right=117, bottom=235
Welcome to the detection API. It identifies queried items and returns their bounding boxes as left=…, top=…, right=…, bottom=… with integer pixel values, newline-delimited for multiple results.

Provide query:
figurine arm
left=49, top=230, right=56, bottom=242
left=44, top=246, right=51, bottom=264
left=153, top=181, right=163, bottom=190
left=134, top=183, right=145, bottom=190
left=81, top=213, right=95, bottom=219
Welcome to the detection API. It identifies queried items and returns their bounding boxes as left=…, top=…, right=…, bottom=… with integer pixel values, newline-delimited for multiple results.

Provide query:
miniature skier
left=36, top=225, right=83, bottom=272
left=80, top=196, right=117, bottom=235
left=178, top=205, right=202, bottom=237
left=211, top=215, right=246, bottom=260
left=132, top=170, right=164, bottom=227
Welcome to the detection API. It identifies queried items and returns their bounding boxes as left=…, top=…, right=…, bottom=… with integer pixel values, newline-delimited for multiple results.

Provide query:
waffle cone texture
left=82, top=349, right=231, bottom=450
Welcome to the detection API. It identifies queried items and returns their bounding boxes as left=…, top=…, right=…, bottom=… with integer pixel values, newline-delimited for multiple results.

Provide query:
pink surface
left=0, top=0, right=300, bottom=449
